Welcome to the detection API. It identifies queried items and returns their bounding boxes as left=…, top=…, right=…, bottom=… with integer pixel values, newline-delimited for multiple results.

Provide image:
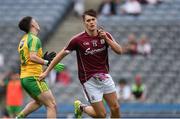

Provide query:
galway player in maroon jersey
left=39, top=9, right=124, bottom=118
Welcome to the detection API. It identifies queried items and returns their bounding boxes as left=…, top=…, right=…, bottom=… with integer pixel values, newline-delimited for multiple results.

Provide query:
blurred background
left=0, top=0, right=180, bottom=118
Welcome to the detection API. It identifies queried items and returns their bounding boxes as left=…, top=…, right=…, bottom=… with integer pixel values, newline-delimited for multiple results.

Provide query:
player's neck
left=30, top=29, right=38, bottom=36
left=86, top=29, right=98, bottom=37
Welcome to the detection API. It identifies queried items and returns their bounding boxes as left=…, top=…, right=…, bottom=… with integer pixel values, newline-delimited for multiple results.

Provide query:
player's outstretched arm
left=30, top=51, right=56, bottom=66
left=39, top=48, right=68, bottom=80
left=30, top=52, right=47, bottom=65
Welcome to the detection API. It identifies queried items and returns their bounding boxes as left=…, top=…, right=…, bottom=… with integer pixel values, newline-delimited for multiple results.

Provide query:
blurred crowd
left=125, top=33, right=152, bottom=56
left=72, top=0, right=163, bottom=17
left=116, top=74, right=147, bottom=103
left=115, top=33, right=151, bottom=103
left=98, top=0, right=162, bottom=16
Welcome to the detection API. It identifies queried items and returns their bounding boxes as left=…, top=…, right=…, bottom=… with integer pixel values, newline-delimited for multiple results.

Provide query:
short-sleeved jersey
left=65, top=31, right=114, bottom=84
left=18, top=32, right=43, bottom=78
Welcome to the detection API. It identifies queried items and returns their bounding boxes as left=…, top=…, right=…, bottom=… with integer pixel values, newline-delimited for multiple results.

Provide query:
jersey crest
left=19, top=40, right=24, bottom=49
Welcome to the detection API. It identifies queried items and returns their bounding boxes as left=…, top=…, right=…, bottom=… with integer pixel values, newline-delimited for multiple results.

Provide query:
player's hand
left=39, top=71, right=48, bottom=81
left=54, top=63, right=65, bottom=72
left=98, top=29, right=108, bottom=40
left=43, top=51, right=56, bottom=65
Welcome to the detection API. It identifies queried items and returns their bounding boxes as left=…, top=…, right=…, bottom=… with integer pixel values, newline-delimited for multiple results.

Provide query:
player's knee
left=46, top=100, right=57, bottom=109
left=110, top=103, right=120, bottom=112
left=51, top=101, right=57, bottom=109
left=47, top=103, right=56, bottom=110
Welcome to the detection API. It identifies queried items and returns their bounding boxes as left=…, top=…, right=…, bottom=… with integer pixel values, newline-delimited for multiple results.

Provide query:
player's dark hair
left=18, top=16, right=32, bottom=33
left=82, top=9, right=97, bottom=21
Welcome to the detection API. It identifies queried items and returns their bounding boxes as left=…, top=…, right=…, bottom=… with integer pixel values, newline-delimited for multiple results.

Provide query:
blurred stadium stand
left=1, top=0, right=180, bottom=118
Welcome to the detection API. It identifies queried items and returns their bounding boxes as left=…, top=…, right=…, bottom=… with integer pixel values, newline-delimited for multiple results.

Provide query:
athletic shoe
left=74, top=100, right=82, bottom=118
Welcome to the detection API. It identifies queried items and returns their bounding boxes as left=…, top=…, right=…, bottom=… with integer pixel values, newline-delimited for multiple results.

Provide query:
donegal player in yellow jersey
left=17, top=16, right=64, bottom=118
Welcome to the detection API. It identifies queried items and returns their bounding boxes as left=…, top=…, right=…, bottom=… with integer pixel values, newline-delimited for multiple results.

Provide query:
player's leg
left=17, top=77, right=43, bottom=118
left=37, top=90, right=57, bottom=118
left=17, top=91, right=56, bottom=118
left=18, top=76, right=56, bottom=118
left=102, top=74, right=120, bottom=118
left=32, top=77, right=57, bottom=118
left=74, top=100, right=106, bottom=118
left=86, top=101, right=106, bottom=117
left=74, top=77, right=107, bottom=118
left=103, top=92, right=120, bottom=118
left=17, top=100, right=42, bottom=118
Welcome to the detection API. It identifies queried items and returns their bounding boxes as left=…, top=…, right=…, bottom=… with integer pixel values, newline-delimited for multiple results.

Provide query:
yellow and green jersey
left=18, top=32, right=43, bottom=78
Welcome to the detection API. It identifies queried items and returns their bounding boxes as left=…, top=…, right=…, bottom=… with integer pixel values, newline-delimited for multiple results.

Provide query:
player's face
left=31, top=19, right=40, bottom=33
left=83, top=15, right=97, bottom=31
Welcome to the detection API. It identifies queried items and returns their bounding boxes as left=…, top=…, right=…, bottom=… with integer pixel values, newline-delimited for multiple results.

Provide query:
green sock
left=16, top=112, right=25, bottom=118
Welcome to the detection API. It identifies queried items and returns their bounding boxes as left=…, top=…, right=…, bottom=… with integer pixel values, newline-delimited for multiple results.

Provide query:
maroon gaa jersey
left=64, top=31, right=114, bottom=84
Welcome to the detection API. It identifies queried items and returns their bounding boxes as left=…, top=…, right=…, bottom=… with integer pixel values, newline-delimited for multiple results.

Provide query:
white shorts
left=83, top=73, right=116, bottom=103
